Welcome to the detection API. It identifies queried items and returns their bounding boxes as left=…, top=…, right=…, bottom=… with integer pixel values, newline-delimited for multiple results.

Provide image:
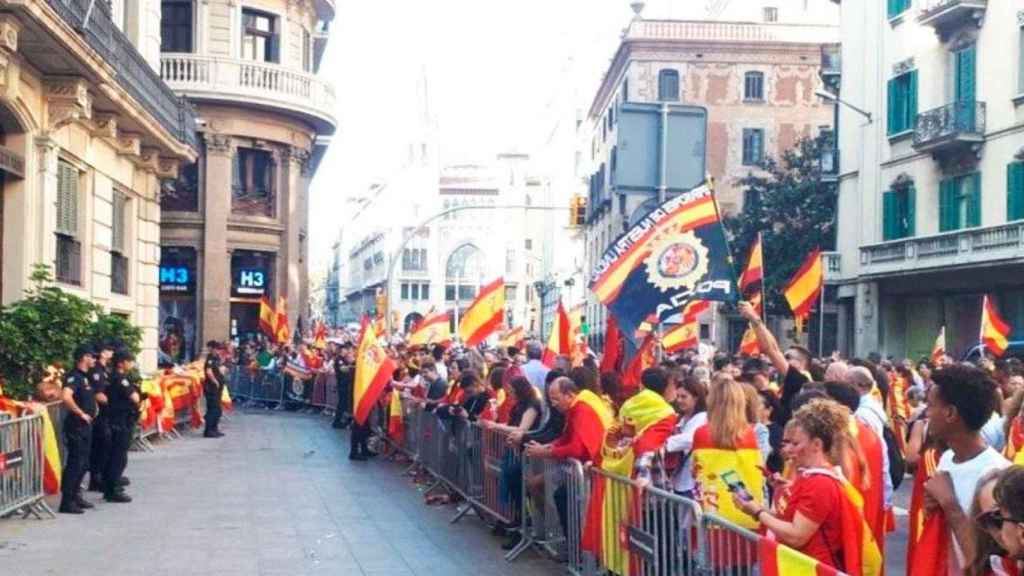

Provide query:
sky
left=305, top=0, right=830, bottom=271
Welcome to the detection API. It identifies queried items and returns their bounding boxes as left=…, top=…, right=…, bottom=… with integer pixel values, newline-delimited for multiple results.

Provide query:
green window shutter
left=1009, top=163, right=1024, bottom=221
left=887, top=78, right=897, bottom=135
left=56, top=162, right=78, bottom=236
left=905, top=186, right=916, bottom=237
left=907, top=71, right=919, bottom=133
left=883, top=190, right=896, bottom=240
left=939, top=178, right=957, bottom=232
left=967, top=172, right=982, bottom=227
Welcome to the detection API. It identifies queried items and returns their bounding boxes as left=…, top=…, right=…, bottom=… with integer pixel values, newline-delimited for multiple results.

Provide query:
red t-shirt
left=781, top=473, right=845, bottom=570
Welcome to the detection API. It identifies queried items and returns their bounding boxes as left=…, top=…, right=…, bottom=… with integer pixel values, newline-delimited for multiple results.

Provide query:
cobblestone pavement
left=0, top=410, right=561, bottom=576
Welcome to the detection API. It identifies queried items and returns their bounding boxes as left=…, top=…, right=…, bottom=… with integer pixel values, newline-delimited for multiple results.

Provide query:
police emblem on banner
left=646, top=229, right=709, bottom=293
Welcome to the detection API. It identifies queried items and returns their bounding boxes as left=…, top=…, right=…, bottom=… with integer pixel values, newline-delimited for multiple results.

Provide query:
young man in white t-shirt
left=924, top=364, right=1011, bottom=573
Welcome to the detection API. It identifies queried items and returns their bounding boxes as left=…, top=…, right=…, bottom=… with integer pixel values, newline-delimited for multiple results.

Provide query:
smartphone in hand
left=722, top=470, right=754, bottom=502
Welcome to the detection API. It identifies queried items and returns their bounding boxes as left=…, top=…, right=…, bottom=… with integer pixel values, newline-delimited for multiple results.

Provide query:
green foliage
left=724, top=134, right=837, bottom=314
left=0, top=264, right=143, bottom=399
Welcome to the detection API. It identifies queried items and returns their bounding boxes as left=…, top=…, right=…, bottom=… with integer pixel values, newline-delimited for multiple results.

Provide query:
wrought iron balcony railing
left=44, top=0, right=198, bottom=150
left=912, top=100, right=985, bottom=152
left=918, top=0, right=987, bottom=31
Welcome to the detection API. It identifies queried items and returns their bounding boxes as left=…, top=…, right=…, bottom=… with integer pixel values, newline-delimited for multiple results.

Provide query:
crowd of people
left=277, top=298, right=1024, bottom=576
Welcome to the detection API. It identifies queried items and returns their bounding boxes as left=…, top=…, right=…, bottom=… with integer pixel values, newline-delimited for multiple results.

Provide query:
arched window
left=658, top=69, right=679, bottom=102
left=744, top=71, right=764, bottom=101
left=445, top=244, right=484, bottom=302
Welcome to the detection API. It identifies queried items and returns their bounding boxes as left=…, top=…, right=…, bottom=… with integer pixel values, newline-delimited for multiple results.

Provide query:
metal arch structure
left=383, top=204, right=570, bottom=334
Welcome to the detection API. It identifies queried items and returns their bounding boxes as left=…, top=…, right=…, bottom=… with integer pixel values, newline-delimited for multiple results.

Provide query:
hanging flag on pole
left=259, top=296, right=277, bottom=338
left=783, top=249, right=823, bottom=334
left=981, top=295, right=1012, bottom=357
left=599, top=314, right=624, bottom=374
left=589, top=183, right=738, bottom=346
left=457, top=278, right=506, bottom=347
left=738, top=234, right=766, bottom=355
left=274, top=296, right=290, bottom=344
left=543, top=301, right=572, bottom=367
left=408, top=311, right=452, bottom=348
left=931, top=326, right=946, bottom=364
left=353, top=318, right=397, bottom=425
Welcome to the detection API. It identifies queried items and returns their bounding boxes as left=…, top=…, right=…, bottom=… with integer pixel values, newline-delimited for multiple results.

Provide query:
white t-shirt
left=936, top=446, right=1010, bottom=571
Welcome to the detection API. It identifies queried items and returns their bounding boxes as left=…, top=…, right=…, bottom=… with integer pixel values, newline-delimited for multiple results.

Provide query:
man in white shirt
left=521, top=341, right=550, bottom=394
left=925, top=364, right=1010, bottom=572
left=846, top=366, right=889, bottom=438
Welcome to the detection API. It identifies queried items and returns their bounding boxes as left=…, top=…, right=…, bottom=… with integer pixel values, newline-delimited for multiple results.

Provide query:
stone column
left=34, top=136, right=59, bottom=282
left=201, top=133, right=233, bottom=343
left=854, top=281, right=880, bottom=357
left=279, top=146, right=308, bottom=334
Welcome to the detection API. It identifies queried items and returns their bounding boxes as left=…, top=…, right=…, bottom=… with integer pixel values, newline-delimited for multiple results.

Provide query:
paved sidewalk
left=0, top=410, right=561, bottom=576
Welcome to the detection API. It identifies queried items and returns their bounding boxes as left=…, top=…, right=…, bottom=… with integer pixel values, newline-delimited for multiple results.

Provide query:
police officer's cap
left=73, top=344, right=96, bottom=362
left=113, top=350, right=135, bottom=366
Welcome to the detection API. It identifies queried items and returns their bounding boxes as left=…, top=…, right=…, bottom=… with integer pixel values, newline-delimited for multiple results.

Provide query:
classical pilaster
left=201, top=133, right=233, bottom=343
left=279, top=145, right=308, bottom=329
left=34, top=136, right=59, bottom=280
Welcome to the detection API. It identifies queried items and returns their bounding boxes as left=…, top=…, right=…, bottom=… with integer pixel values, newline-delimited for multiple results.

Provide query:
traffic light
left=570, top=196, right=587, bottom=228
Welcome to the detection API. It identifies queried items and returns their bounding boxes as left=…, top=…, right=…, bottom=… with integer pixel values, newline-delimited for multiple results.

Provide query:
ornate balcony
left=912, top=101, right=985, bottom=155
left=160, top=54, right=337, bottom=134
left=917, top=0, right=986, bottom=35
left=860, top=222, right=1024, bottom=277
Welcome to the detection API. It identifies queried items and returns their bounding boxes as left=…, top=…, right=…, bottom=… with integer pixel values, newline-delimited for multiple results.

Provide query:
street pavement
left=0, top=410, right=560, bottom=576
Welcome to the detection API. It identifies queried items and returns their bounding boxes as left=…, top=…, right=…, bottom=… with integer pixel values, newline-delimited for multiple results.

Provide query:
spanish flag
left=408, top=311, right=451, bottom=348
left=784, top=249, right=823, bottom=330
left=662, top=300, right=709, bottom=353
left=1007, top=417, right=1024, bottom=464
left=139, top=379, right=161, bottom=431
left=353, top=318, right=397, bottom=425
left=758, top=537, right=841, bottom=576
left=543, top=301, right=571, bottom=367
left=458, top=278, right=506, bottom=347
left=259, top=296, right=276, bottom=338
left=931, top=326, right=946, bottom=363
left=798, top=468, right=883, bottom=576
left=499, top=326, right=525, bottom=350
left=739, top=232, right=764, bottom=295
left=221, top=385, right=233, bottom=412
left=982, top=294, right=1012, bottom=357
left=0, top=399, right=63, bottom=495
left=551, top=389, right=615, bottom=462
left=848, top=419, right=886, bottom=558
left=275, top=296, right=291, bottom=345
left=907, top=448, right=949, bottom=576
left=599, top=314, right=624, bottom=373
left=623, top=333, right=656, bottom=393
left=313, top=321, right=328, bottom=350
left=582, top=389, right=678, bottom=573
left=388, top=389, right=404, bottom=445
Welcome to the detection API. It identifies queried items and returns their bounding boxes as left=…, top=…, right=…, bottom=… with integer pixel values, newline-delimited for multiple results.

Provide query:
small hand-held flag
left=353, top=318, right=397, bottom=425
left=275, top=296, right=290, bottom=344
left=738, top=233, right=765, bottom=355
left=543, top=301, right=572, bottom=367
left=931, top=326, right=946, bottom=363
left=499, top=326, right=526, bottom=350
left=458, top=277, right=506, bottom=347
left=981, top=295, right=1012, bottom=357
left=408, top=311, right=452, bottom=347
left=259, top=296, right=277, bottom=338
left=589, top=182, right=738, bottom=346
left=784, top=249, right=823, bottom=334
left=662, top=300, right=709, bottom=353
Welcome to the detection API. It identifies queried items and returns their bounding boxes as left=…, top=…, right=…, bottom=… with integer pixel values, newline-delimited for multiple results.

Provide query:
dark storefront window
left=161, top=162, right=199, bottom=212
left=159, top=247, right=198, bottom=365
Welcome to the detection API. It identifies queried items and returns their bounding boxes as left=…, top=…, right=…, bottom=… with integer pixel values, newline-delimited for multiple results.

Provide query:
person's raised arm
left=738, top=301, right=787, bottom=375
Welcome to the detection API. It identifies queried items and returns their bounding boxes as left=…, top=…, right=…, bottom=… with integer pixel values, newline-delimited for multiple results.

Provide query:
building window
left=161, top=1, right=193, bottom=53
left=887, top=0, right=910, bottom=19
left=55, top=161, right=81, bottom=286
left=232, top=148, right=275, bottom=217
left=887, top=70, right=918, bottom=136
left=658, top=69, right=679, bottom=102
left=111, top=191, right=130, bottom=295
left=939, top=172, right=981, bottom=232
left=622, top=78, right=629, bottom=103
left=505, top=285, right=518, bottom=301
left=161, top=162, right=199, bottom=212
left=742, top=129, right=765, bottom=166
left=241, top=9, right=279, bottom=63
left=302, top=28, right=312, bottom=72
left=1009, top=162, right=1024, bottom=221
left=402, top=248, right=427, bottom=271
left=744, top=72, right=765, bottom=101
left=882, top=186, right=915, bottom=240
left=524, top=238, right=533, bottom=250
left=411, top=283, right=420, bottom=300
left=401, top=282, right=409, bottom=300
left=763, top=6, right=778, bottom=22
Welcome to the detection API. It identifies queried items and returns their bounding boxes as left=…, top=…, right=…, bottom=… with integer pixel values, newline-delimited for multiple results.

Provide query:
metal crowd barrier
left=0, top=414, right=55, bottom=519
left=249, top=370, right=287, bottom=406
left=700, top=513, right=760, bottom=576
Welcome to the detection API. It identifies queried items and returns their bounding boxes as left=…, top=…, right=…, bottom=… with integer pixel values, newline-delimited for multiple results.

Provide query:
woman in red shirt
left=734, top=398, right=866, bottom=572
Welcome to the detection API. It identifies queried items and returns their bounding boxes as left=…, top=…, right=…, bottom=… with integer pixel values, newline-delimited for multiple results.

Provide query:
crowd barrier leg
left=0, top=414, right=55, bottom=520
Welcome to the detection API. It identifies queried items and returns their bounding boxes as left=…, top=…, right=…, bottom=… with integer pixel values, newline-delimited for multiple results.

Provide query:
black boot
left=58, top=500, right=84, bottom=514
left=117, top=476, right=130, bottom=487
left=104, top=492, right=132, bottom=503
left=74, top=495, right=94, bottom=509
left=87, top=476, right=103, bottom=492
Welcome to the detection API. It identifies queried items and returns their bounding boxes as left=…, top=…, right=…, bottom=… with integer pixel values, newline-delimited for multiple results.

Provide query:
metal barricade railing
left=0, top=413, right=55, bottom=520
left=699, top=513, right=761, bottom=576
left=249, top=370, right=286, bottom=406
left=476, top=425, right=519, bottom=527
left=324, top=373, right=339, bottom=417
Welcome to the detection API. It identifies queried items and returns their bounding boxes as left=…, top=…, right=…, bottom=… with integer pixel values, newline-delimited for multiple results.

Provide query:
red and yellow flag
left=907, top=448, right=949, bottom=576
left=353, top=318, right=397, bottom=425
left=758, top=537, right=841, bottom=576
left=259, top=296, right=277, bottom=338
left=499, top=326, right=525, bottom=350
left=623, top=333, right=656, bottom=393
left=387, top=389, right=404, bottom=445
left=931, top=326, right=946, bottom=363
left=692, top=424, right=766, bottom=530
left=662, top=300, right=709, bottom=353
left=275, top=296, right=291, bottom=345
left=0, top=399, right=64, bottom=495
left=221, top=386, right=233, bottom=412
left=739, top=233, right=764, bottom=295
left=408, top=311, right=451, bottom=348
left=313, top=321, right=328, bottom=350
left=600, top=314, right=624, bottom=373
left=982, top=294, right=1012, bottom=357
left=551, top=389, right=615, bottom=462
left=543, top=301, right=572, bottom=367
left=784, top=249, right=823, bottom=329
left=458, top=278, right=506, bottom=347
left=848, top=419, right=886, bottom=556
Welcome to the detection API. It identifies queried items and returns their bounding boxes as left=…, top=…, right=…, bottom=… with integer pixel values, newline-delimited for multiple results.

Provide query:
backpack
left=882, top=424, right=906, bottom=490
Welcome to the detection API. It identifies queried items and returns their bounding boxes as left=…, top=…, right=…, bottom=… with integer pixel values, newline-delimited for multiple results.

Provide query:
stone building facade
left=157, top=0, right=336, bottom=361
left=0, top=0, right=198, bottom=371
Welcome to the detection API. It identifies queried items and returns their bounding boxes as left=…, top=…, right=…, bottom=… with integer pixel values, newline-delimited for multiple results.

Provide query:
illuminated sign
left=159, top=266, right=192, bottom=293
left=234, top=268, right=267, bottom=295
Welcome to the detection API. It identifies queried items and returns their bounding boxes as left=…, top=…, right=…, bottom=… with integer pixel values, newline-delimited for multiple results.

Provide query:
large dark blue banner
left=589, top=184, right=738, bottom=346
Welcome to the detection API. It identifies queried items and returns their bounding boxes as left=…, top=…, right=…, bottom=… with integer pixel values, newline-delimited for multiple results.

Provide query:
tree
left=724, top=133, right=837, bottom=315
left=0, top=265, right=143, bottom=398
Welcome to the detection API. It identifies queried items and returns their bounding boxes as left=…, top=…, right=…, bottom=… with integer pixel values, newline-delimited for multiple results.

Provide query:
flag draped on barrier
left=458, top=278, right=506, bottom=347
left=981, top=294, right=1012, bottom=357
left=543, top=301, right=571, bottom=367
left=758, top=537, right=841, bottom=576
left=408, top=311, right=452, bottom=348
left=353, top=319, right=397, bottom=425
left=0, top=397, right=63, bottom=495
left=589, top=183, right=738, bottom=346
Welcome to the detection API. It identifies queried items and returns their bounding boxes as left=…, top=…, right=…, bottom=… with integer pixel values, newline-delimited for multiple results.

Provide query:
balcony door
left=954, top=44, right=976, bottom=128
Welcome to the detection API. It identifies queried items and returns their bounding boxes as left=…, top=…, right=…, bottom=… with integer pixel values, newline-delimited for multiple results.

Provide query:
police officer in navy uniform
left=60, top=345, right=98, bottom=514
left=103, top=350, right=139, bottom=502
left=87, top=341, right=115, bottom=492
left=203, top=340, right=225, bottom=438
